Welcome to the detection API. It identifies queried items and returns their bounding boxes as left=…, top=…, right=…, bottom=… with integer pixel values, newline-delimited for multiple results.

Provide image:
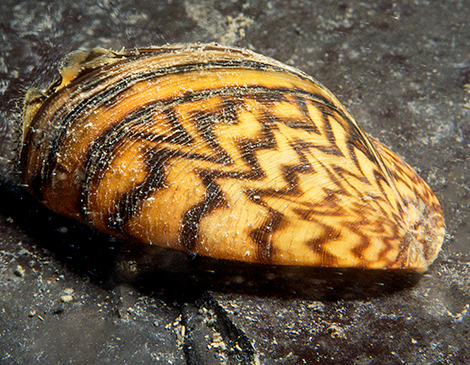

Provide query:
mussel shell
left=20, top=44, right=445, bottom=271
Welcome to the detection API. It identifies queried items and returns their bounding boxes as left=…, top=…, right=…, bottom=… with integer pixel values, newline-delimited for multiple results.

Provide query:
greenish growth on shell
left=21, top=47, right=121, bottom=143
left=57, top=47, right=121, bottom=89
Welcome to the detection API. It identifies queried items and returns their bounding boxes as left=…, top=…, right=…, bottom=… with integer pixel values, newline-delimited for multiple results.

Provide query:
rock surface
left=1, top=0, right=469, bottom=364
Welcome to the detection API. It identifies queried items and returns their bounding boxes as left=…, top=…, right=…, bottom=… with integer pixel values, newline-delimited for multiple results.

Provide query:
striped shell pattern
left=20, top=44, right=445, bottom=272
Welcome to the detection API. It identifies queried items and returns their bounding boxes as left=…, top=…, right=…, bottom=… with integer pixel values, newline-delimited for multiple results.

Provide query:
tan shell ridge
left=20, top=44, right=445, bottom=272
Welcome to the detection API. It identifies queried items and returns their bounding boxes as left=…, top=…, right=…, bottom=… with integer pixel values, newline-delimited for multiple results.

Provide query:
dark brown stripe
left=31, top=80, right=355, bottom=198
left=292, top=95, right=321, bottom=134
left=83, top=123, right=233, bottom=231
left=306, top=226, right=341, bottom=267
left=179, top=170, right=227, bottom=251
left=249, top=209, right=285, bottom=263
left=104, top=148, right=176, bottom=232
left=190, top=109, right=233, bottom=165
left=292, top=193, right=348, bottom=220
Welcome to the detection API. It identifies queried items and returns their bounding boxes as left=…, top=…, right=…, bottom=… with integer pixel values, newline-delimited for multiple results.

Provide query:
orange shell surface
left=20, top=44, right=445, bottom=272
